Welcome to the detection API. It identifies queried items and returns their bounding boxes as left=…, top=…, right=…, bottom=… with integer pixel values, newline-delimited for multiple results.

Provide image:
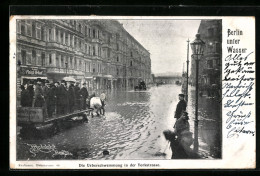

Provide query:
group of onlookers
left=20, top=78, right=89, bottom=117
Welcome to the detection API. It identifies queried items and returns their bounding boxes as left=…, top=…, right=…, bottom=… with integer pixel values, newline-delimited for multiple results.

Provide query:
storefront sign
left=20, top=67, right=46, bottom=76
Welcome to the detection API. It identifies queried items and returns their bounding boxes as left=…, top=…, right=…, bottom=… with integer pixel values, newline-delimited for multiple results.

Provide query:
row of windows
left=18, top=20, right=149, bottom=57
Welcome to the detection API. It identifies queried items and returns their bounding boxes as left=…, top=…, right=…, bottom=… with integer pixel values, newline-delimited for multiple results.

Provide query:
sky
left=118, top=20, right=201, bottom=75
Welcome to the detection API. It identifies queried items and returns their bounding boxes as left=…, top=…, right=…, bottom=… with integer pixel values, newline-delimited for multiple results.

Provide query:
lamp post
left=186, top=39, right=190, bottom=102
left=190, top=33, right=205, bottom=153
left=65, top=62, right=68, bottom=77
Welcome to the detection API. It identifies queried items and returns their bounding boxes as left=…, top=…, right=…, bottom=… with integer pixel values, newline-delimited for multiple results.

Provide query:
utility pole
left=186, top=39, right=190, bottom=102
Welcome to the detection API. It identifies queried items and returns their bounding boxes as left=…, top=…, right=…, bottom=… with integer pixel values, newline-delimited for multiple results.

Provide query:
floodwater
left=17, top=84, right=221, bottom=160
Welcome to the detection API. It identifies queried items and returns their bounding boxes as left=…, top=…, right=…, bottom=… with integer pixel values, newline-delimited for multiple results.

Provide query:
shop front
left=17, top=66, right=47, bottom=97
left=18, top=66, right=47, bottom=85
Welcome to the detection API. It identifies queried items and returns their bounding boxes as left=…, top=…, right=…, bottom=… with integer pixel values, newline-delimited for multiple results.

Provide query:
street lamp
left=65, top=62, right=68, bottom=77
left=190, top=33, right=205, bottom=153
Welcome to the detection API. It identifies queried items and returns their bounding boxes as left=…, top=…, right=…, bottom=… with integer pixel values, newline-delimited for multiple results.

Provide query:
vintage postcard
left=9, top=16, right=255, bottom=169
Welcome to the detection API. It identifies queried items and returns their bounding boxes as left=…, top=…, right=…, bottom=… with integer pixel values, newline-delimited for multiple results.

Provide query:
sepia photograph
left=14, top=18, right=222, bottom=161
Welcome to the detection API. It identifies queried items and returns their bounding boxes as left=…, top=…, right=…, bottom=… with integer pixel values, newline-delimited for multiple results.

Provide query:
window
left=56, top=29, right=59, bottom=42
left=41, top=27, right=45, bottom=41
left=48, top=29, right=51, bottom=41
left=116, top=43, right=119, bottom=51
left=207, top=60, right=213, bottom=69
left=130, top=51, right=133, bottom=57
left=61, top=56, right=64, bottom=68
left=32, top=50, right=36, bottom=65
left=79, top=40, right=81, bottom=49
left=93, top=46, right=95, bottom=56
left=130, top=60, right=133, bottom=66
left=49, top=54, right=52, bottom=65
left=65, top=33, right=68, bottom=45
left=21, top=20, right=26, bottom=35
left=215, top=43, right=220, bottom=53
left=56, top=56, right=60, bottom=68
left=89, top=46, right=91, bottom=55
left=41, top=53, right=45, bottom=66
left=93, top=29, right=96, bottom=38
left=71, top=35, right=73, bottom=46
left=60, top=32, right=63, bottom=44
left=74, top=59, right=77, bottom=69
left=70, top=57, right=73, bottom=69
left=79, top=61, right=82, bottom=70
left=26, top=21, right=31, bottom=36
left=117, top=68, right=119, bottom=75
left=85, top=26, right=88, bottom=36
left=21, top=50, right=26, bottom=65
left=74, top=37, right=76, bottom=48
left=78, top=24, right=81, bottom=33
left=88, top=28, right=91, bottom=37
left=32, top=22, right=36, bottom=38
left=97, top=30, right=100, bottom=38
left=117, top=56, right=119, bottom=62
left=107, top=49, right=110, bottom=57
left=208, top=28, right=214, bottom=37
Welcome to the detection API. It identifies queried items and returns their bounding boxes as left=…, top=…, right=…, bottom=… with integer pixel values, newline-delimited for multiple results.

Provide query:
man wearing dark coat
left=74, top=82, right=81, bottom=110
left=20, top=85, right=29, bottom=107
left=56, top=80, right=69, bottom=115
left=174, top=94, right=187, bottom=120
left=42, top=80, right=49, bottom=99
left=67, top=81, right=76, bottom=113
left=34, top=78, right=44, bottom=107
left=79, top=83, right=89, bottom=110
left=45, top=83, right=56, bottom=117
left=27, top=80, right=34, bottom=107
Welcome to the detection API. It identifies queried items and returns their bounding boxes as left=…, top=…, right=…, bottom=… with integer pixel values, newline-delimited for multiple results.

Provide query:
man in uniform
left=174, top=94, right=187, bottom=120
left=79, top=82, right=89, bottom=110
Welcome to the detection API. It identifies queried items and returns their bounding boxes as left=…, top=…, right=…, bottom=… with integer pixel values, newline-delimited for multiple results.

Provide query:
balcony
left=17, top=34, right=46, bottom=46
left=46, top=67, right=84, bottom=75
left=46, top=42, right=74, bottom=52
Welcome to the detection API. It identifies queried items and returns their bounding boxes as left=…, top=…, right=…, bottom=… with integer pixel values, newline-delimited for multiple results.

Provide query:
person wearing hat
left=56, top=80, right=69, bottom=115
left=174, top=93, right=187, bottom=120
left=34, top=78, right=44, bottom=107
left=79, top=82, right=89, bottom=110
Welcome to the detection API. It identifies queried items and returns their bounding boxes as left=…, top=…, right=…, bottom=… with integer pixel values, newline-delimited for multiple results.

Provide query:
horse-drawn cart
left=17, top=106, right=93, bottom=138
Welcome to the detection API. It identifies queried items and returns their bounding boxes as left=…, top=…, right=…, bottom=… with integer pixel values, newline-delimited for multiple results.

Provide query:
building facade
left=190, top=20, right=222, bottom=96
left=16, top=19, right=152, bottom=92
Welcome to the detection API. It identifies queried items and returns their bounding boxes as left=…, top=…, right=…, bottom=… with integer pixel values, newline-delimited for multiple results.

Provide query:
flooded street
left=17, top=84, right=221, bottom=160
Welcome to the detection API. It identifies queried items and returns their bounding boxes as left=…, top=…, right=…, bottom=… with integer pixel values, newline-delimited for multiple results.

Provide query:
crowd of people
left=20, top=78, right=89, bottom=117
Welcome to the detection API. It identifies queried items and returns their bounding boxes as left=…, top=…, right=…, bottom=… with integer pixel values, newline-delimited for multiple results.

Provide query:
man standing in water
left=174, top=94, right=187, bottom=120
